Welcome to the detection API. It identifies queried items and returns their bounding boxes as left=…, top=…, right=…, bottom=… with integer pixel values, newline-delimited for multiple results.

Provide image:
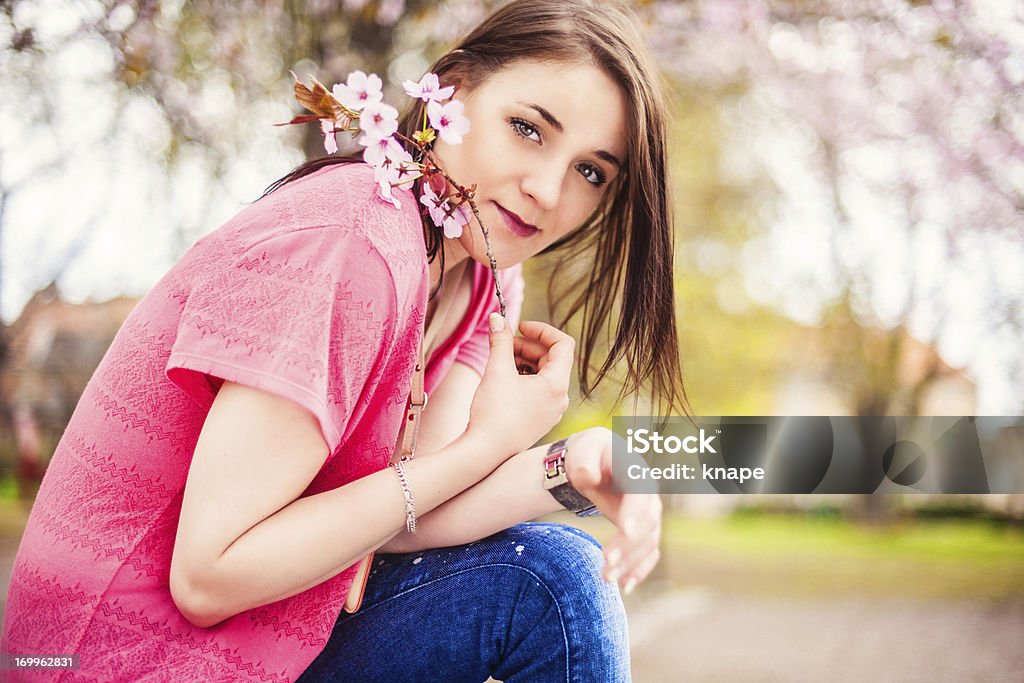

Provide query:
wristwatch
left=543, top=438, right=599, bottom=517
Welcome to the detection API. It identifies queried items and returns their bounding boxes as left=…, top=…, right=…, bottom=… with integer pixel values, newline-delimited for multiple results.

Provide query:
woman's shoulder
left=247, top=162, right=422, bottom=238
left=165, top=163, right=428, bottom=318
left=207, top=162, right=427, bottom=283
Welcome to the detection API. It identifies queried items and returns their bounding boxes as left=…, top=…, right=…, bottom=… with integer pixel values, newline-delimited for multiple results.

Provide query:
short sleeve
left=165, top=226, right=398, bottom=454
left=454, top=265, right=525, bottom=376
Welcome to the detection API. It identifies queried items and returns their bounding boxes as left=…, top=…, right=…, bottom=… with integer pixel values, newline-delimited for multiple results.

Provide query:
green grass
left=652, top=513, right=1024, bottom=602
left=0, top=474, right=18, bottom=502
left=0, top=498, right=31, bottom=537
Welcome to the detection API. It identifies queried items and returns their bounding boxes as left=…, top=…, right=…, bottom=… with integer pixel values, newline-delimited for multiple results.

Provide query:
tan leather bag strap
left=397, top=261, right=467, bottom=461
left=348, top=266, right=466, bottom=614
left=399, top=340, right=427, bottom=461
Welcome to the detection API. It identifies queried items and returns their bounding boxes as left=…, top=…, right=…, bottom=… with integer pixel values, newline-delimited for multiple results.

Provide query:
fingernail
left=624, top=577, right=637, bottom=595
left=623, top=519, right=638, bottom=537
left=606, top=568, right=621, bottom=584
left=488, top=313, right=504, bottom=333
left=607, top=548, right=622, bottom=567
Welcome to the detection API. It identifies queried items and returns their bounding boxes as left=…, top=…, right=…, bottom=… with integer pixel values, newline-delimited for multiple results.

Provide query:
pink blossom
left=359, top=101, right=399, bottom=141
left=373, top=161, right=401, bottom=209
left=388, top=145, right=420, bottom=184
left=320, top=119, right=338, bottom=154
left=453, top=202, right=472, bottom=226
left=418, top=183, right=470, bottom=237
left=427, top=99, right=470, bottom=145
left=332, top=71, right=383, bottom=112
left=419, top=184, right=450, bottom=227
left=442, top=204, right=470, bottom=238
left=372, top=145, right=420, bottom=209
left=402, top=73, right=455, bottom=103
left=446, top=203, right=473, bottom=238
left=361, top=134, right=405, bottom=168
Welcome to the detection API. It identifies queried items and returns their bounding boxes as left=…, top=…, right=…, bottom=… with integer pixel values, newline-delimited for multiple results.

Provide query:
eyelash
left=508, top=117, right=608, bottom=187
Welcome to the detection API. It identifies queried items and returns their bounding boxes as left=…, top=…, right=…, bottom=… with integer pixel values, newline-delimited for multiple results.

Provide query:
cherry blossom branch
left=280, top=70, right=506, bottom=317
left=392, top=131, right=506, bottom=317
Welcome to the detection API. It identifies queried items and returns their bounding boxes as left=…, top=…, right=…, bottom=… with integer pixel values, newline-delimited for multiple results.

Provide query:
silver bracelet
left=390, top=461, right=417, bottom=534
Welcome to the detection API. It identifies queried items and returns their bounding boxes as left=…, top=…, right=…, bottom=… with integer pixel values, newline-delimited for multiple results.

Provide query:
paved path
left=624, top=584, right=1024, bottom=682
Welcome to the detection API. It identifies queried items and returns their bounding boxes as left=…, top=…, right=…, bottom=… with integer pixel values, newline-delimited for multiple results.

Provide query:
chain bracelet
left=390, top=461, right=417, bottom=534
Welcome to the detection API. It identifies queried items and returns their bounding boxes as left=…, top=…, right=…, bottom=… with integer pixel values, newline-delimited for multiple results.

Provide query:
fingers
left=622, top=545, right=661, bottom=594
left=616, top=490, right=661, bottom=537
left=603, top=528, right=660, bottom=594
left=516, top=321, right=574, bottom=385
left=513, top=336, right=551, bottom=369
left=517, top=319, right=566, bottom=344
left=601, top=493, right=663, bottom=594
left=494, top=320, right=574, bottom=377
left=484, top=314, right=516, bottom=374
left=513, top=336, right=548, bottom=375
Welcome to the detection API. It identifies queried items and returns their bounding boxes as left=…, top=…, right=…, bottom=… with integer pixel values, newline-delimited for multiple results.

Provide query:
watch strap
left=544, top=438, right=599, bottom=517
left=551, top=483, right=601, bottom=517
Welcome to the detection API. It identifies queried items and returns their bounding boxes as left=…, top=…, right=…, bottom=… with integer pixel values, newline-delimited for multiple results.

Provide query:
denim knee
left=491, top=524, right=626, bottom=627
left=498, top=523, right=605, bottom=583
left=489, top=523, right=630, bottom=681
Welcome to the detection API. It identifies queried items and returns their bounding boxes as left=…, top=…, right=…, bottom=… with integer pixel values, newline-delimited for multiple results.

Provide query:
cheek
left=559, top=189, right=603, bottom=232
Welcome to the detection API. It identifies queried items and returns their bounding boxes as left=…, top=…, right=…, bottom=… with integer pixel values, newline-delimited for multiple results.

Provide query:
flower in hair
left=362, top=134, right=406, bottom=169
left=332, top=71, right=383, bottom=112
left=402, top=73, right=455, bottom=103
left=427, top=99, right=471, bottom=145
left=279, top=69, right=509, bottom=316
left=358, top=101, right=399, bottom=141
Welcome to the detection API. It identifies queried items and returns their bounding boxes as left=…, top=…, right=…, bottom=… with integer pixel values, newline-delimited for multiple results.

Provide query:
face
left=431, top=60, right=628, bottom=269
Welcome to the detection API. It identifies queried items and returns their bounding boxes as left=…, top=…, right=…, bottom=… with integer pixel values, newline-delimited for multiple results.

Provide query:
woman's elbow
left=169, top=565, right=226, bottom=629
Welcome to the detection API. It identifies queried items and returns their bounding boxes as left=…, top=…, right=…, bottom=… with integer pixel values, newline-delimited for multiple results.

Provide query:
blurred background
left=1, top=0, right=1022, bottom=680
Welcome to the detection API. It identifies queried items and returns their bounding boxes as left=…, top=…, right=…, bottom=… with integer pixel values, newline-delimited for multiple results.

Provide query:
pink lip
left=496, top=203, right=539, bottom=237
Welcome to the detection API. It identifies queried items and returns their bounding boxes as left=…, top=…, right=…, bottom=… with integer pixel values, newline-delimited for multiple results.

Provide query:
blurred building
left=0, top=284, right=138, bottom=472
left=675, top=325, right=1024, bottom=520
left=775, top=324, right=977, bottom=416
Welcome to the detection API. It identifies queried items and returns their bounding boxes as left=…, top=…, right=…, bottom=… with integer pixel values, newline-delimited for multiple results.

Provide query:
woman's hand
left=564, top=427, right=663, bottom=595
left=467, top=314, right=575, bottom=460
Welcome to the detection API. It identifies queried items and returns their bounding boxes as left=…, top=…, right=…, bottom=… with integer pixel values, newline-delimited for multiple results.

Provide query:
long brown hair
left=262, top=0, right=691, bottom=417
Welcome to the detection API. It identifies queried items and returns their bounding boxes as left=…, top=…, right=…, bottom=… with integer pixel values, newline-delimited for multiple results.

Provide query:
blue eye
left=577, top=162, right=607, bottom=187
left=510, top=118, right=541, bottom=143
left=510, top=117, right=607, bottom=188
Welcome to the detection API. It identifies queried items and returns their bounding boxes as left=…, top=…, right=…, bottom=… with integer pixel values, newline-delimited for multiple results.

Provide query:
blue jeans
left=297, top=523, right=631, bottom=682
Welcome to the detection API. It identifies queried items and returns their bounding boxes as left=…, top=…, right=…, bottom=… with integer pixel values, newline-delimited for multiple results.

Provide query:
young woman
left=1, top=0, right=686, bottom=680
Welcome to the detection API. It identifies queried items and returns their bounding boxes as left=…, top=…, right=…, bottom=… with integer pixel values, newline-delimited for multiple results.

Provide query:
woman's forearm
left=377, top=441, right=564, bottom=554
left=192, top=431, right=497, bottom=625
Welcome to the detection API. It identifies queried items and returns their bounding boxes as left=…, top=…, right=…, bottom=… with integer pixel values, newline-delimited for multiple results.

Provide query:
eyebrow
left=519, top=101, right=623, bottom=169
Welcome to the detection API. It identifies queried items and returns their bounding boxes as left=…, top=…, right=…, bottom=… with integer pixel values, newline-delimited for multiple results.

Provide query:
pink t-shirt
left=0, top=162, right=523, bottom=682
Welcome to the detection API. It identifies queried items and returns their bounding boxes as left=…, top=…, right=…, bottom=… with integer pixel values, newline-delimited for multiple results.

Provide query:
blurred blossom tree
left=0, top=0, right=1021, bottom=458
left=0, top=0, right=494, bottom=439
left=639, top=0, right=1023, bottom=417
left=0, top=0, right=495, bottom=294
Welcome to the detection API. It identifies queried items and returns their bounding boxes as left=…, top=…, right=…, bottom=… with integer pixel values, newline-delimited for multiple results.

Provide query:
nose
left=519, top=160, right=564, bottom=211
